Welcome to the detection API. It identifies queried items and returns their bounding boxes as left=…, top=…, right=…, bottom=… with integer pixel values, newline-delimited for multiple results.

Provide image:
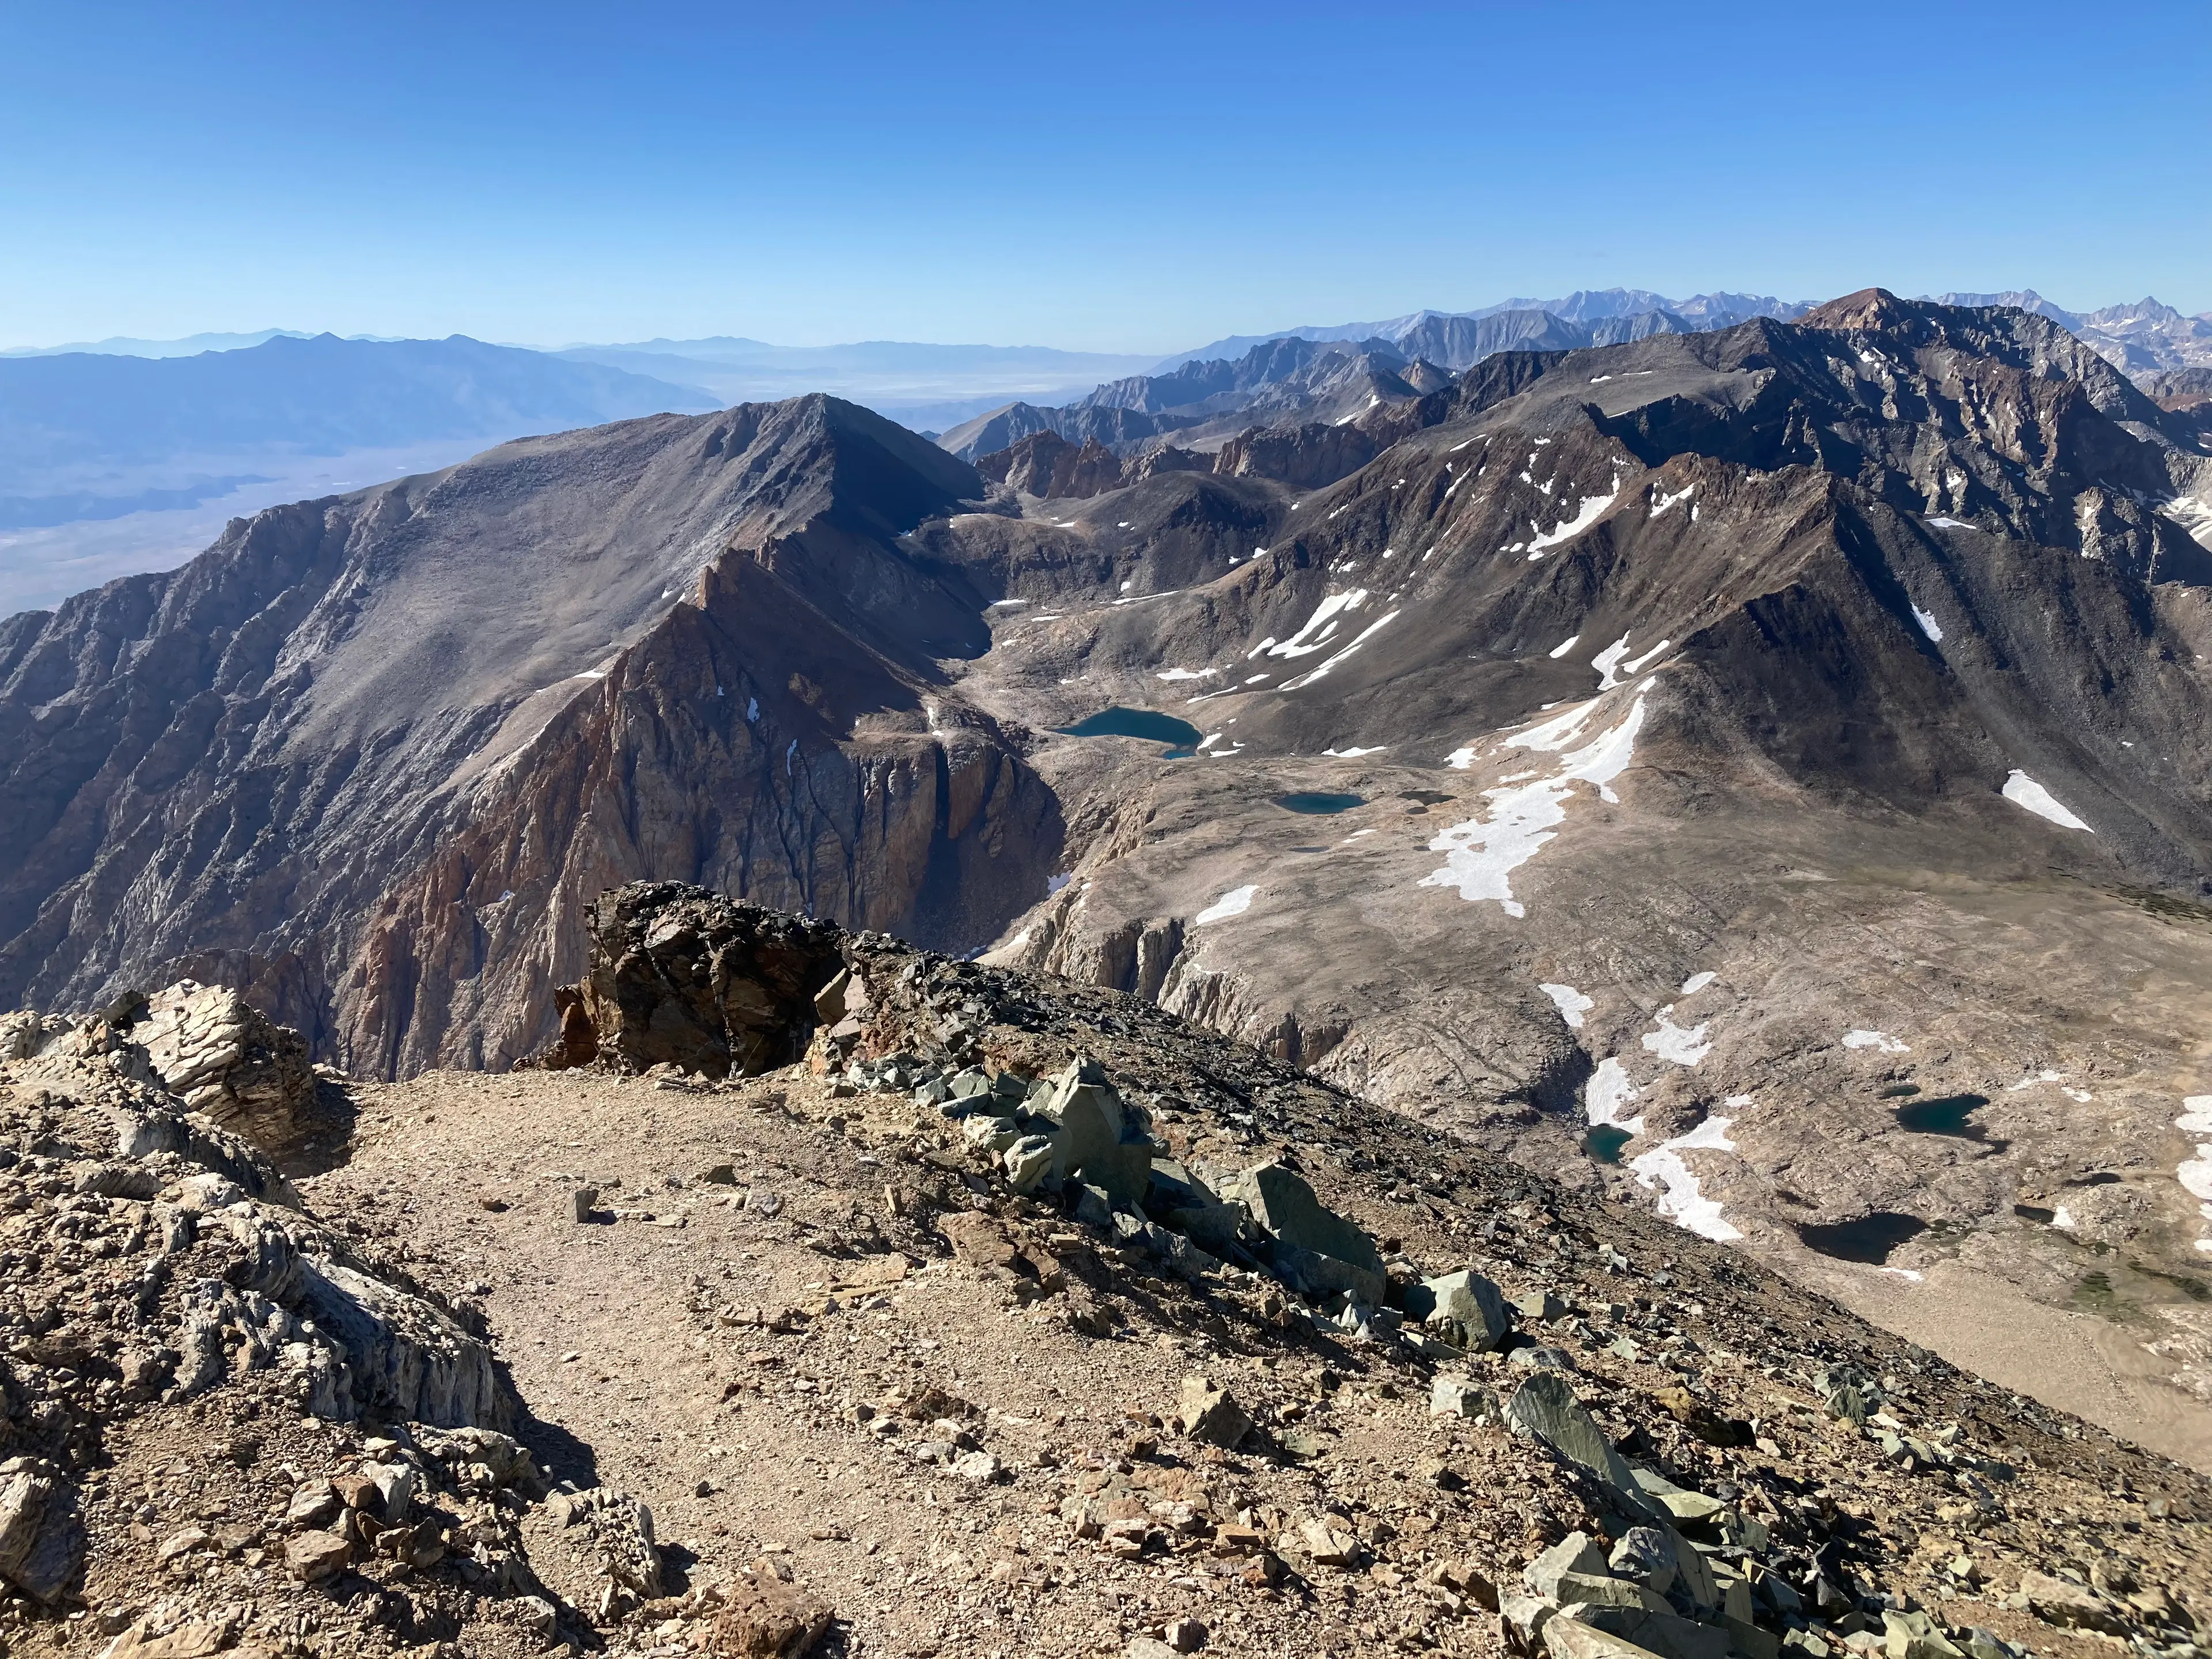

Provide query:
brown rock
left=707, top=1556, right=834, bottom=1656
left=285, top=1529, right=354, bottom=1583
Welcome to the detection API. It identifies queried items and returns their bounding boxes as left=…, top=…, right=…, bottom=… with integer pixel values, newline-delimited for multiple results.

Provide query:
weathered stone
left=573, top=1185, right=601, bottom=1222
left=539, top=885, right=850, bottom=1078
left=1609, top=1526, right=1678, bottom=1594
left=1526, top=1532, right=1610, bottom=1599
left=1222, top=1162, right=1383, bottom=1279
left=1406, top=1268, right=1513, bottom=1351
left=708, top=1556, right=834, bottom=1656
left=1430, top=1374, right=1498, bottom=1419
left=1516, top=1288, right=1568, bottom=1323
left=1557, top=1572, right=1671, bottom=1612
left=137, top=981, right=317, bottom=1152
left=1296, top=1516, right=1359, bottom=1567
left=0, top=1458, right=83, bottom=1603
left=285, top=1529, right=354, bottom=1583
left=1178, top=1374, right=1252, bottom=1448
left=1165, top=1200, right=1251, bottom=1254
left=2016, top=1572, right=2126, bottom=1635
left=1506, top=1374, right=1645, bottom=1505
left=1041, top=1059, right=1151, bottom=1200
left=1883, top=1610, right=1964, bottom=1659
left=1004, top=1134, right=1057, bottom=1192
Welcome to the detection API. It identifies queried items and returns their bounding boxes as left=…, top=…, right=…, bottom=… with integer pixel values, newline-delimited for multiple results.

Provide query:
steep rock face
left=0, top=396, right=1062, bottom=1077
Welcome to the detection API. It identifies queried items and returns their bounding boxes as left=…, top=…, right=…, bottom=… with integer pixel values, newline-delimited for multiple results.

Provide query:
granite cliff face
left=0, top=395, right=1060, bottom=1077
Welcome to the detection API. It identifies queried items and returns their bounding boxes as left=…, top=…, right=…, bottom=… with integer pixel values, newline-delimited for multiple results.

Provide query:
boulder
left=539, top=884, right=848, bottom=1078
left=0, top=1457, right=84, bottom=1603
left=137, top=981, right=316, bottom=1152
left=1041, top=1059, right=1151, bottom=1200
left=285, top=1529, right=354, bottom=1583
left=1406, top=1269, right=1514, bottom=1351
left=1178, top=1375, right=1252, bottom=1448
left=2016, top=1571, right=2126, bottom=1635
left=1609, top=1527, right=1678, bottom=1594
left=708, top=1556, right=834, bottom=1656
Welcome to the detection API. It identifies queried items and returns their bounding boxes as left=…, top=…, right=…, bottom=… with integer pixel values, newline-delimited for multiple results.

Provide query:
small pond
left=1895, top=1093, right=1990, bottom=1137
left=1797, top=1212, right=1927, bottom=1265
left=1275, top=792, right=1366, bottom=815
left=1584, top=1124, right=1633, bottom=1165
left=1052, top=707, right=1202, bottom=758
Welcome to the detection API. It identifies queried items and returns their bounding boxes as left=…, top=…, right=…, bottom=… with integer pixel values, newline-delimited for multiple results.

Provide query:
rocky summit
left=0, top=881, right=2205, bottom=1659
left=5, top=290, right=2212, bottom=1653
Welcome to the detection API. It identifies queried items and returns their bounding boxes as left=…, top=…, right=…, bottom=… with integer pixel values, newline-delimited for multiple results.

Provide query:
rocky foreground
left=0, top=883, right=2205, bottom=1658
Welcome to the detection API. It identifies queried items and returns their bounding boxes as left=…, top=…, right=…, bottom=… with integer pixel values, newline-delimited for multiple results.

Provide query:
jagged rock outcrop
left=135, top=979, right=316, bottom=1151
left=535, top=881, right=848, bottom=1077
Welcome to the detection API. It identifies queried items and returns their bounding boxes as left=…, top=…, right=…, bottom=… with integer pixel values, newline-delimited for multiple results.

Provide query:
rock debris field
left=0, top=881, right=2205, bottom=1658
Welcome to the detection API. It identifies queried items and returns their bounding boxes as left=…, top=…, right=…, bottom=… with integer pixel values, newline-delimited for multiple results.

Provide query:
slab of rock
left=137, top=981, right=316, bottom=1152
left=2016, top=1570, right=2126, bottom=1635
left=0, top=1456, right=84, bottom=1603
left=1545, top=1614, right=1677, bottom=1659
left=1883, top=1610, right=1964, bottom=1659
left=1506, top=1374, right=1646, bottom=1509
left=1525, top=1532, right=1610, bottom=1599
left=1576, top=1605, right=1732, bottom=1659
left=1223, top=1162, right=1383, bottom=1282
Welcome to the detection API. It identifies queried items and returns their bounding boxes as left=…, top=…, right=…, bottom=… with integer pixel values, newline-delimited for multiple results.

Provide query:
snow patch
left=1585, top=1058, right=1643, bottom=1134
left=1590, top=634, right=1634, bottom=690
left=1641, top=1007, right=1712, bottom=1066
left=1843, top=1029, right=1909, bottom=1054
left=1680, top=971, right=1716, bottom=995
left=1527, top=486, right=1618, bottom=556
left=1630, top=1114, right=1741, bottom=1241
left=2002, top=770, right=2091, bottom=831
left=1548, top=634, right=1581, bottom=660
left=1194, top=885, right=1257, bottom=925
left=1420, top=692, right=1647, bottom=916
left=1539, top=983, right=1593, bottom=1029
left=1267, top=590, right=1369, bottom=658
left=1321, top=745, right=1387, bottom=757
left=1650, top=485, right=1694, bottom=517
left=1911, top=603, right=1943, bottom=642
left=1157, top=668, right=1215, bottom=682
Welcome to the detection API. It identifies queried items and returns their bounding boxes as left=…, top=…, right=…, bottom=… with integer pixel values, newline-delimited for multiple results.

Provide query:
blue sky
left=2, top=1, right=2206, bottom=354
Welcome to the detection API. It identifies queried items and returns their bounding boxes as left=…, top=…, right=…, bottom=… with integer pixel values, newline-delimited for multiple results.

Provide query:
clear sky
left=2, top=1, right=2206, bottom=355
